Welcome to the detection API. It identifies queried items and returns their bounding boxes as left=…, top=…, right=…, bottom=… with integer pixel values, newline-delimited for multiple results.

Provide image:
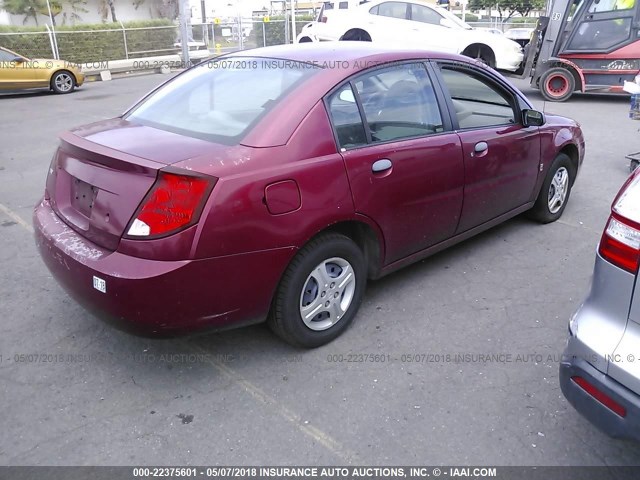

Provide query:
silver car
left=561, top=169, right=640, bottom=439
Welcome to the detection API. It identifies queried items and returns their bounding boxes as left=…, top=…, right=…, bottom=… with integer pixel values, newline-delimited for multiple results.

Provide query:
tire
left=268, top=233, right=366, bottom=348
left=461, top=44, right=495, bottom=69
left=339, top=29, right=371, bottom=41
left=539, top=67, right=575, bottom=102
left=528, top=153, right=576, bottom=223
left=50, top=70, right=76, bottom=94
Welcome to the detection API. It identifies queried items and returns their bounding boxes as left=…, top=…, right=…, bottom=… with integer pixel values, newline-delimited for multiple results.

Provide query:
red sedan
left=34, top=43, right=585, bottom=347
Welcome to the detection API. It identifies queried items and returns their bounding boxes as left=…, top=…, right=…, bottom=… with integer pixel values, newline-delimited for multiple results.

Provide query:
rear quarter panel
left=183, top=101, right=358, bottom=259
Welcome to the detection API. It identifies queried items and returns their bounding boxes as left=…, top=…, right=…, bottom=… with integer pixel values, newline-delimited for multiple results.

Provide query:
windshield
left=125, top=57, right=319, bottom=143
left=434, top=5, right=473, bottom=30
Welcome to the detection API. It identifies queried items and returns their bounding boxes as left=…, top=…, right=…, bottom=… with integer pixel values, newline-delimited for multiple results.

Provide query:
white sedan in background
left=297, top=0, right=524, bottom=72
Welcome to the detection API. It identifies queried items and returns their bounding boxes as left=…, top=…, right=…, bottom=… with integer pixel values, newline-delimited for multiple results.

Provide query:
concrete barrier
left=81, top=50, right=213, bottom=80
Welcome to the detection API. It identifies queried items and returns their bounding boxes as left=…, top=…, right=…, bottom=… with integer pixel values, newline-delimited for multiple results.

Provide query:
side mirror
left=522, top=109, right=545, bottom=127
left=12, top=56, right=25, bottom=63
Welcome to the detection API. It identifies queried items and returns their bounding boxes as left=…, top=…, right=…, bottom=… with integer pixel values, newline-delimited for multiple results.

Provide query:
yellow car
left=0, top=46, right=85, bottom=94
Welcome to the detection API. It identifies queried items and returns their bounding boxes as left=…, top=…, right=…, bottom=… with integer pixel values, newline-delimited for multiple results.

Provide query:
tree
left=37, top=0, right=63, bottom=25
left=1, top=0, right=84, bottom=25
left=62, top=0, right=88, bottom=23
left=1, top=0, right=46, bottom=24
left=469, top=0, right=545, bottom=23
left=151, top=0, right=178, bottom=20
left=98, top=0, right=117, bottom=22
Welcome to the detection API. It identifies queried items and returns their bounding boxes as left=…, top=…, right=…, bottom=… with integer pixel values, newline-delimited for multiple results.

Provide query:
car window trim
left=350, top=80, right=374, bottom=145
left=323, top=82, right=368, bottom=152
left=323, top=60, right=454, bottom=152
left=430, top=60, right=525, bottom=131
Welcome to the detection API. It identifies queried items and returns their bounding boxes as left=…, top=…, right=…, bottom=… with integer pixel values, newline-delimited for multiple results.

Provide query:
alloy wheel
left=299, top=257, right=356, bottom=331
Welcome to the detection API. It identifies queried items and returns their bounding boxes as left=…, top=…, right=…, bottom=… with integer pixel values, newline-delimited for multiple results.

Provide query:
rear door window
left=353, top=64, right=444, bottom=143
left=327, top=84, right=368, bottom=149
left=374, top=2, right=409, bottom=19
left=326, top=63, right=445, bottom=149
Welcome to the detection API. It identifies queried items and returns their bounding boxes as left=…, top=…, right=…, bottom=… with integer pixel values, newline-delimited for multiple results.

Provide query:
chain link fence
left=468, top=21, right=537, bottom=31
left=0, top=17, right=536, bottom=65
left=0, top=21, right=178, bottom=64
left=0, top=18, right=315, bottom=64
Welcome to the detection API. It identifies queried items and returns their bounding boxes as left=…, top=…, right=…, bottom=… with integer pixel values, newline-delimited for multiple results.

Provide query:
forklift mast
left=536, top=0, right=577, bottom=67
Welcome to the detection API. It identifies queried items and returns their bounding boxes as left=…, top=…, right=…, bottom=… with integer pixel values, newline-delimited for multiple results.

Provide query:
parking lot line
left=0, top=203, right=33, bottom=233
left=0, top=198, right=357, bottom=461
left=189, top=342, right=359, bottom=463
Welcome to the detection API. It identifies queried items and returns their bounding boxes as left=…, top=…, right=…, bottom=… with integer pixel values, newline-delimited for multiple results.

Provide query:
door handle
left=474, top=142, right=488, bottom=153
left=372, top=159, right=393, bottom=173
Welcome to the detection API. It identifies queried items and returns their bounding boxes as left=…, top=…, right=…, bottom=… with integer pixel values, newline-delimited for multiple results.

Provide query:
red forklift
left=519, top=0, right=640, bottom=101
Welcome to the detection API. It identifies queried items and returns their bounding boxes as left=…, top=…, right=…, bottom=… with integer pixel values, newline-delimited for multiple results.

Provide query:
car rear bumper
left=560, top=341, right=640, bottom=441
left=34, top=198, right=294, bottom=336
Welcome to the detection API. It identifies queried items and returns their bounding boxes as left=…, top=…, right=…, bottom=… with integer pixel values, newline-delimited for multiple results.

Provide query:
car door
left=365, top=1, right=411, bottom=41
left=326, top=62, right=465, bottom=264
left=0, top=49, right=36, bottom=89
left=433, top=62, right=541, bottom=233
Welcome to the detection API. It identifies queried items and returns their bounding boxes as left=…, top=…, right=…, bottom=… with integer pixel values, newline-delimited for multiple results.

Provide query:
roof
left=231, top=41, right=466, bottom=67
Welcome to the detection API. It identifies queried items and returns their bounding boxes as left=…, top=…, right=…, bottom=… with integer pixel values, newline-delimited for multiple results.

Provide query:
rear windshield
left=125, top=57, right=319, bottom=143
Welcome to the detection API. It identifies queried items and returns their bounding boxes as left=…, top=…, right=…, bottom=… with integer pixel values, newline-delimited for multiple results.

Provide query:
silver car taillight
left=599, top=172, right=640, bottom=273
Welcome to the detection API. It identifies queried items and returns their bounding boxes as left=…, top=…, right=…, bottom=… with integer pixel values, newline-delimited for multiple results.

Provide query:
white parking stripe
left=0, top=203, right=33, bottom=233
left=2, top=199, right=355, bottom=461
left=190, top=343, right=359, bottom=463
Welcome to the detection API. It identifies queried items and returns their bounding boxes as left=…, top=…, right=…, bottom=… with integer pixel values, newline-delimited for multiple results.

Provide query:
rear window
left=125, top=57, right=319, bottom=144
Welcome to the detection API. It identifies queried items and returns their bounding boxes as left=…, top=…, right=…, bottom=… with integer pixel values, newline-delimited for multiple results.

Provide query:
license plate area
left=71, top=177, right=98, bottom=218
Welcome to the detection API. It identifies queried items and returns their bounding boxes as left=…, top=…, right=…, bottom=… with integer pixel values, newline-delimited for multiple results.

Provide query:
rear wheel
left=539, top=67, right=575, bottom=102
left=268, top=233, right=366, bottom=348
left=339, top=29, right=371, bottom=41
left=51, top=70, right=75, bottom=94
left=528, top=153, right=576, bottom=223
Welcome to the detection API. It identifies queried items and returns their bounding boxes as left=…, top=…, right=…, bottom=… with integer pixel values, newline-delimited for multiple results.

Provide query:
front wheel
left=268, top=233, right=366, bottom=348
left=539, top=67, right=575, bottom=102
left=51, top=70, right=76, bottom=94
left=528, top=153, right=576, bottom=223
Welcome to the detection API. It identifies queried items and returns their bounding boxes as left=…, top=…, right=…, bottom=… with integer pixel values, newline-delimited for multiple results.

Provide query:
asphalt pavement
left=1, top=73, right=640, bottom=467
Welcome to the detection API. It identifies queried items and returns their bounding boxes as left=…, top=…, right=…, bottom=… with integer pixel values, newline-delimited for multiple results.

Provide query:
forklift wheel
left=540, top=67, right=575, bottom=102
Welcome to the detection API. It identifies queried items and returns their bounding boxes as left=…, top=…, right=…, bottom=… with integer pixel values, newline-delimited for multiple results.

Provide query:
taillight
left=44, top=151, right=59, bottom=201
left=126, top=171, right=214, bottom=239
left=599, top=171, right=640, bottom=273
left=321, top=16, right=328, bottom=22
left=599, top=216, right=640, bottom=273
left=571, top=376, right=627, bottom=417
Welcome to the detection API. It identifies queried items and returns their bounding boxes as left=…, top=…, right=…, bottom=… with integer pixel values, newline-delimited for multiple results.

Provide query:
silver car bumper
left=560, top=347, right=640, bottom=440
left=560, top=252, right=640, bottom=440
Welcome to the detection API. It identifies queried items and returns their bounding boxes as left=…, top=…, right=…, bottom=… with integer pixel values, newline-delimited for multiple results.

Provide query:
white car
left=504, top=27, right=535, bottom=48
left=297, top=0, right=524, bottom=72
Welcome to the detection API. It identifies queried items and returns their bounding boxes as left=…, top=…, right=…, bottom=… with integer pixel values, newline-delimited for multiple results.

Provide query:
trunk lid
left=46, top=119, right=219, bottom=250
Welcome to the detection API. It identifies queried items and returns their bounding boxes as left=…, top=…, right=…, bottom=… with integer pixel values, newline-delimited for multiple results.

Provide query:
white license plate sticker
left=93, top=276, right=107, bottom=293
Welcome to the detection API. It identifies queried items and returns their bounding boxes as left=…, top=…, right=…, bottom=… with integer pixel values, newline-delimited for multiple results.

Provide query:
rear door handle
left=372, top=159, right=392, bottom=173
left=474, top=142, right=488, bottom=153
